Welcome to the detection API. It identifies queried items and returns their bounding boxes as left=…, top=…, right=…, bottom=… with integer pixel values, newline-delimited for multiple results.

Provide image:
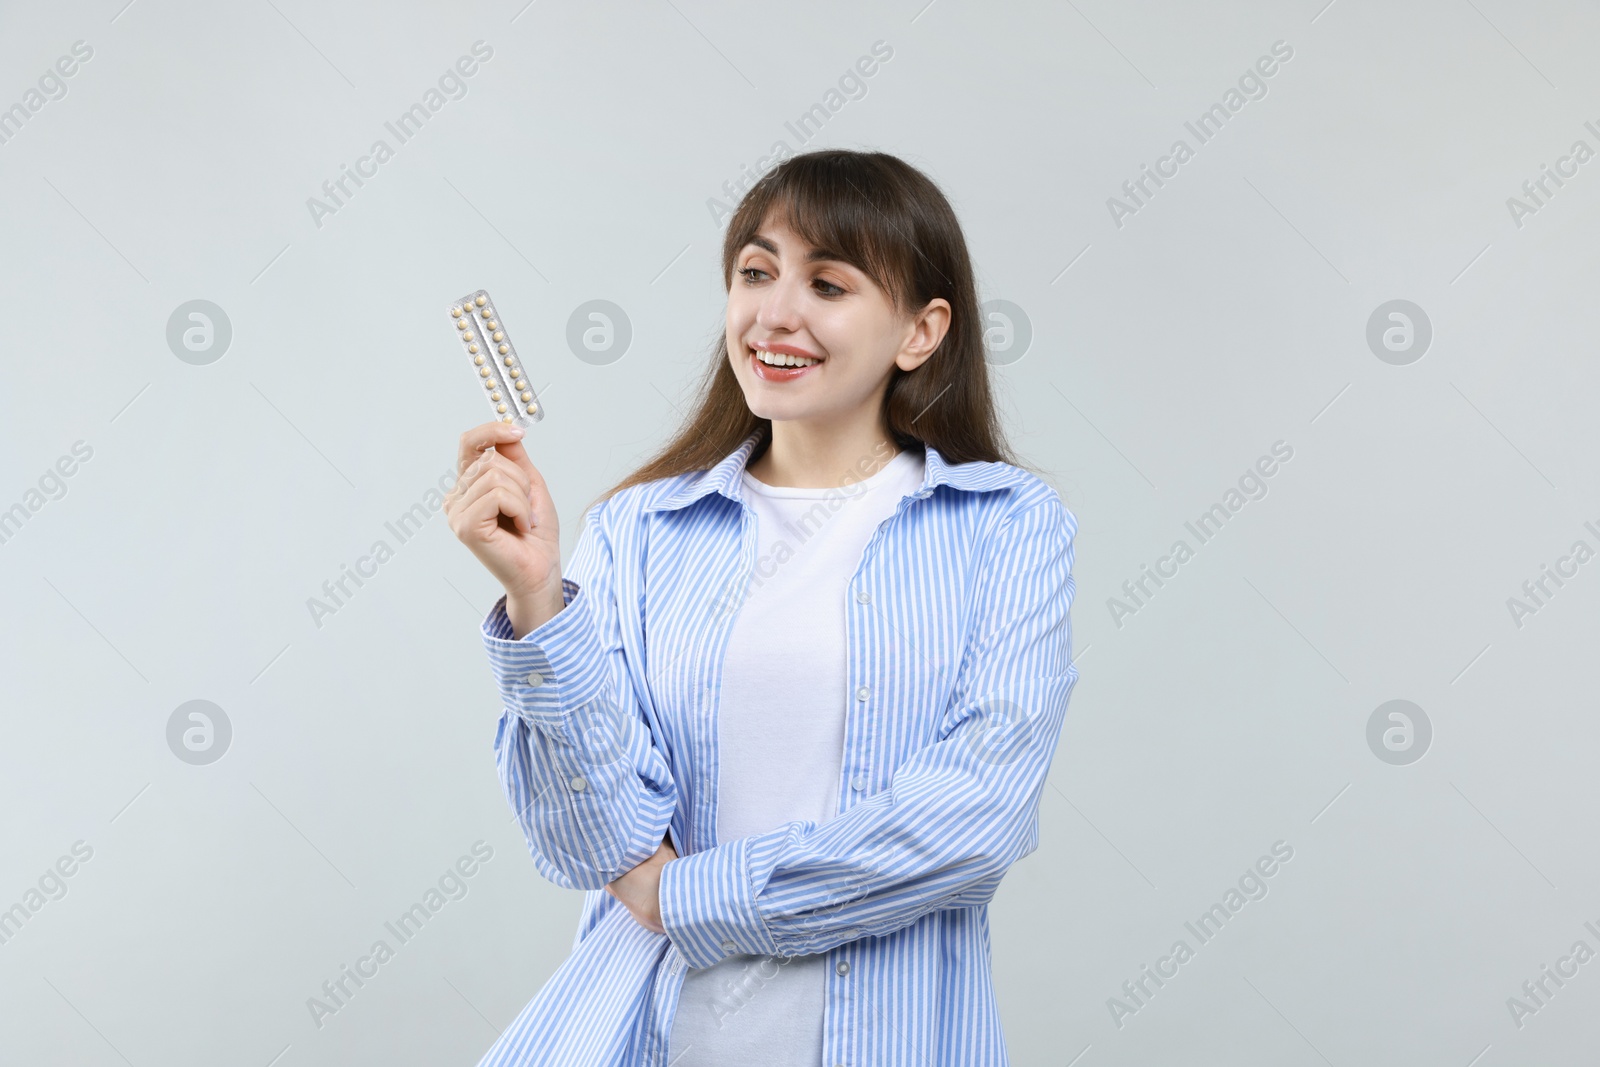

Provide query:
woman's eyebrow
left=746, top=233, right=848, bottom=265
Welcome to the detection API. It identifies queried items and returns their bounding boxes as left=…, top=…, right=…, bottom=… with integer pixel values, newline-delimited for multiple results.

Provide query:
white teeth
left=753, top=347, right=820, bottom=368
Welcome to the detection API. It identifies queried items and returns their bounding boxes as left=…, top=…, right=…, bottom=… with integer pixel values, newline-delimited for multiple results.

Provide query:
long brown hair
left=593, top=148, right=1028, bottom=509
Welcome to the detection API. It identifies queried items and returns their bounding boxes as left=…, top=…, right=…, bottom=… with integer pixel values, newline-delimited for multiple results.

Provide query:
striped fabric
left=474, top=429, right=1080, bottom=1067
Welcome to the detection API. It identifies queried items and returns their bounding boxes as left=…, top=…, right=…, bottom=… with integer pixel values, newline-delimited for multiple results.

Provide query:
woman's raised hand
left=445, top=421, right=564, bottom=637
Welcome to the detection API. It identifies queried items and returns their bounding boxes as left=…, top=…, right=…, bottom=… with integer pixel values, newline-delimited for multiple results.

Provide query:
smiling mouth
left=748, top=348, right=822, bottom=383
left=749, top=345, right=823, bottom=369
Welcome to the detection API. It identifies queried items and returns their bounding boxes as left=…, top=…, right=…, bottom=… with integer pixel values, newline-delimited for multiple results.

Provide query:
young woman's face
left=726, top=214, right=939, bottom=428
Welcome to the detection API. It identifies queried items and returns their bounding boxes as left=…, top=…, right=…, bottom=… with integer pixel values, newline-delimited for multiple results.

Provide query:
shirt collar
left=643, top=429, right=1027, bottom=514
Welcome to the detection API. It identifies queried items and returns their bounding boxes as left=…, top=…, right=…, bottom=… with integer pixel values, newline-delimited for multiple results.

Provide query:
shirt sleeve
left=657, top=493, right=1079, bottom=969
left=483, top=499, right=678, bottom=892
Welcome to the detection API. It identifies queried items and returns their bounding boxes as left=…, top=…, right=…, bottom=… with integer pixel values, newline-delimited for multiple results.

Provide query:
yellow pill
left=502, top=415, right=512, bottom=423
left=503, top=355, right=514, bottom=365
left=481, top=308, right=493, bottom=317
left=474, top=354, right=485, bottom=365
left=496, top=403, right=507, bottom=413
left=514, top=379, right=526, bottom=390
left=527, top=403, right=538, bottom=414
left=475, top=295, right=486, bottom=306
left=486, top=320, right=497, bottom=330
left=469, top=343, right=479, bottom=353
left=479, top=367, right=490, bottom=377
left=451, top=307, right=462, bottom=317
left=456, top=319, right=467, bottom=330
left=491, top=390, right=502, bottom=400
left=520, top=391, right=531, bottom=402
left=498, top=344, right=509, bottom=354
left=493, top=331, right=504, bottom=342
left=463, top=332, right=474, bottom=341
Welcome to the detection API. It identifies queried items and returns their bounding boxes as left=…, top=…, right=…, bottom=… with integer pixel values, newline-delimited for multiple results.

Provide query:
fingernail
left=510, top=426, right=524, bottom=438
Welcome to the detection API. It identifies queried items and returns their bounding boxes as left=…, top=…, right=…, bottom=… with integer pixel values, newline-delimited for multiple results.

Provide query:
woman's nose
left=755, top=275, right=805, bottom=331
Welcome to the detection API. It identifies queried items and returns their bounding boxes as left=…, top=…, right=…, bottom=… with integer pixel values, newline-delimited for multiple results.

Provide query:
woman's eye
left=736, top=266, right=844, bottom=296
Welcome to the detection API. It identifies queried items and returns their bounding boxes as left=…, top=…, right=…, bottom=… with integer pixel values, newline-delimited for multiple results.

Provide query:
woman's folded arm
left=658, top=494, right=1079, bottom=968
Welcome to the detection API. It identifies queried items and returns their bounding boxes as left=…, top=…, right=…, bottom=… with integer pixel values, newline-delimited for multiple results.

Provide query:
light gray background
left=1, top=0, right=1596, bottom=1064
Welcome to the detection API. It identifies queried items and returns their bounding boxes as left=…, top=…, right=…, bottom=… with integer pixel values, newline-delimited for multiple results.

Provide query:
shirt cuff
left=480, top=579, right=605, bottom=737
left=657, top=835, right=779, bottom=969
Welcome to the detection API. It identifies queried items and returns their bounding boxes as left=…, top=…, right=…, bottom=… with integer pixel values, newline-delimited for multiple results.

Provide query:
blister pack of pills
left=450, top=289, right=545, bottom=426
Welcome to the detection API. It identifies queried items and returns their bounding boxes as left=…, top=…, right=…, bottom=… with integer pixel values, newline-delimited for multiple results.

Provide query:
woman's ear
left=896, top=298, right=951, bottom=372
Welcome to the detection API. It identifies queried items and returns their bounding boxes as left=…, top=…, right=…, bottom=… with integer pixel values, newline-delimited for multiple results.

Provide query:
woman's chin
left=745, top=400, right=796, bottom=421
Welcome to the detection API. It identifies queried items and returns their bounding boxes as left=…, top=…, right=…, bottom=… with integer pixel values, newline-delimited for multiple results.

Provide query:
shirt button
left=568, top=775, right=587, bottom=791
left=835, top=960, right=850, bottom=976
left=855, top=589, right=871, bottom=604
left=850, top=775, right=867, bottom=791
left=856, top=685, right=870, bottom=701
left=721, top=939, right=736, bottom=954
left=525, top=671, right=545, bottom=687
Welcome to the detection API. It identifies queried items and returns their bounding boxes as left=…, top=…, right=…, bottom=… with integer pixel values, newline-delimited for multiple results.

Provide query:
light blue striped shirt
left=474, top=430, right=1080, bottom=1067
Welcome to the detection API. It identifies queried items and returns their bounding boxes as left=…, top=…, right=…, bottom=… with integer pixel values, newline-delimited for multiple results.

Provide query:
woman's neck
left=747, top=422, right=903, bottom=489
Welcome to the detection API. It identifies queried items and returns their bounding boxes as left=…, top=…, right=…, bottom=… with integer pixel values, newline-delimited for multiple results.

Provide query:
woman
left=446, top=149, right=1079, bottom=1067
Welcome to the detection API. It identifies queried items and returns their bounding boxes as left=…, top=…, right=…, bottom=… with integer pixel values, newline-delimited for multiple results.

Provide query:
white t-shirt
left=666, top=445, right=926, bottom=1067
